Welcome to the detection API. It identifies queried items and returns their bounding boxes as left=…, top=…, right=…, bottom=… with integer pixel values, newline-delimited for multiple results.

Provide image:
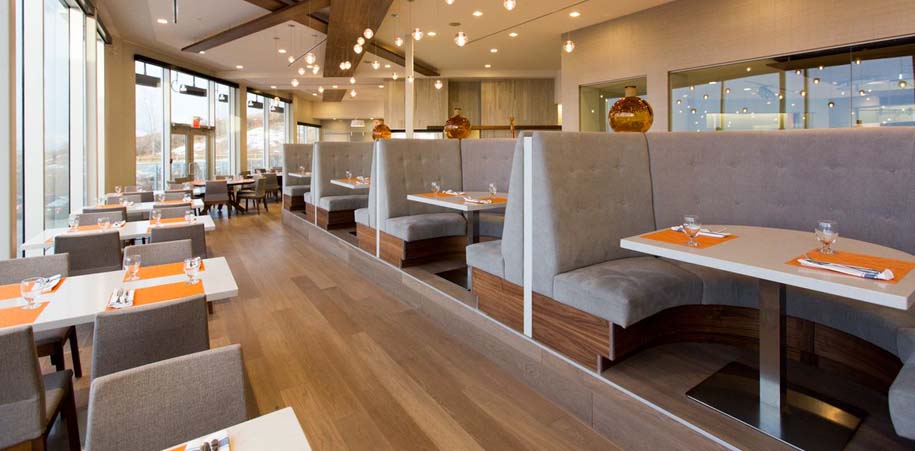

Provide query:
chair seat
left=479, top=212, right=504, bottom=238
left=42, top=369, right=73, bottom=421
left=283, top=185, right=310, bottom=197
left=466, top=240, right=504, bottom=279
left=236, top=191, right=263, bottom=199
left=385, top=213, right=466, bottom=242
left=318, top=195, right=368, bottom=212
left=34, top=327, right=70, bottom=346
left=552, top=256, right=702, bottom=328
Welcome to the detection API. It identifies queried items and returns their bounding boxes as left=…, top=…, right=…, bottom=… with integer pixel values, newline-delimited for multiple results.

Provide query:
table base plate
left=686, top=362, right=864, bottom=451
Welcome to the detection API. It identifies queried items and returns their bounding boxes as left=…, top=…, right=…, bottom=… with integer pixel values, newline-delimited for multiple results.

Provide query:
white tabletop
left=330, top=178, right=370, bottom=190
left=78, top=199, right=205, bottom=215
left=406, top=191, right=508, bottom=212
left=0, top=257, right=238, bottom=332
left=21, top=216, right=216, bottom=252
left=287, top=172, right=312, bottom=178
left=620, top=225, right=915, bottom=310
left=162, top=407, right=310, bottom=451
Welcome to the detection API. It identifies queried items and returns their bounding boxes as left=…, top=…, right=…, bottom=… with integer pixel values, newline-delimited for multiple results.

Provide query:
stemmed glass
left=19, top=277, right=44, bottom=310
left=99, top=196, right=107, bottom=206
left=97, top=216, right=111, bottom=230
left=184, top=209, right=195, bottom=223
left=345, top=170, right=353, bottom=180
left=150, top=209, right=162, bottom=226
left=488, top=183, right=498, bottom=199
left=431, top=181, right=441, bottom=197
left=815, top=220, right=838, bottom=255
left=182, top=192, right=192, bottom=203
left=114, top=185, right=122, bottom=195
left=683, top=214, right=702, bottom=247
left=184, top=257, right=202, bottom=285
left=67, top=214, right=79, bottom=232
left=124, top=254, right=141, bottom=281
left=155, top=193, right=165, bottom=203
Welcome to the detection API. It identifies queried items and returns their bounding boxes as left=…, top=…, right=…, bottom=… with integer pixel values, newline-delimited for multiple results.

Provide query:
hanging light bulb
left=345, top=61, right=352, bottom=70
left=354, top=43, right=363, bottom=54
left=412, top=28, right=424, bottom=41
left=339, top=61, right=346, bottom=70
left=318, top=86, right=324, bottom=93
left=503, top=0, right=516, bottom=10
left=392, top=73, right=398, bottom=80
left=364, top=28, right=374, bottom=39
left=312, top=64, right=320, bottom=75
left=291, top=78, right=299, bottom=87
left=371, top=60, right=381, bottom=70
left=297, top=67, right=306, bottom=76
left=394, top=36, right=404, bottom=47
left=446, top=0, right=454, bottom=4
left=350, top=89, right=357, bottom=97
left=407, top=75, right=414, bottom=83
left=304, top=52, right=317, bottom=65
left=434, top=80, right=443, bottom=90
left=287, top=56, right=295, bottom=64
left=563, top=39, right=575, bottom=53
left=350, top=77, right=356, bottom=84
left=454, top=31, right=468, bottom=47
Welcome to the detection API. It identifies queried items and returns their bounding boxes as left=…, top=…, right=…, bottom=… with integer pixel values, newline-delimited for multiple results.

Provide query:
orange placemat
left=107, top=281, right=205, bottom=311
left=416, top=192, right=459, bottom=198
left=786, top=249, right=915, bottom=284
left=147, top=218, right=195, bottom=233
left=125, top=262, right=206, bottom=281
left=0, top=278, right=66, bottom=300
left=93, top=204, right=127, bottom=210
left=642, top=229, right=738, bottom=249
left=159, top=200, right=190, bottom=205
left=0, top=303, right=49, bottom=328
left=465, top=196, right=507, bottom=204
left=165, top=446, right=186, bottom=451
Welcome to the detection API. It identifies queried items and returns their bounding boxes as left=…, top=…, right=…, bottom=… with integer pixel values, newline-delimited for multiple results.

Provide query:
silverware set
left=802, top=253, right=884, bottom=276
left=108, top=288, right=135, bottom=308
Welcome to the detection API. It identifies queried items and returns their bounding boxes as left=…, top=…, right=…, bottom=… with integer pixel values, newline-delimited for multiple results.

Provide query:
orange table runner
left=642, top=229, right=738, bottom=249
left=0, top=278, right=66, bottom=301
left=107, top=281, right=205, bottom=311
left=415, top=193, right=506, bottom=204
left=158, top=200, right=190, bottom=205
left=124, top=261, right=206, bottom=281
left=93, top=204, right=129, bottom=209
left=147, top=217, right=195, bottom=233
left=416, top=192, right=457, bottom=198
left=0, top=303, right=49, bottom=328
left=786, top=249, right=915, bottom=284
left=336, top=177, right=370, bottom=184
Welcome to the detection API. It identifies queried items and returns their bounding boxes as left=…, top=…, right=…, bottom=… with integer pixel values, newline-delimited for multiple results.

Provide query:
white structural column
left=522, top=136, right=533, bottom=337
left=23, top=0, right=44, bottom=254
left=404, top=38, right=414, bottom=138
left=85, top=16, right=99, bottom=202
left=0, top=0, right=12, bottom=258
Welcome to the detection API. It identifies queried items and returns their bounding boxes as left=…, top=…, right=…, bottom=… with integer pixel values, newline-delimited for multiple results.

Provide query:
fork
left=802, top=253, right=882, bottom=274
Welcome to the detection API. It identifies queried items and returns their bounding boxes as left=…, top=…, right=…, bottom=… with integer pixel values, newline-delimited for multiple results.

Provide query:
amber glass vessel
left=372, top=119, right=392, bottom=140
left=444, top=108, right=471, bottom=139
left=609, top=86, right=653, bottom=133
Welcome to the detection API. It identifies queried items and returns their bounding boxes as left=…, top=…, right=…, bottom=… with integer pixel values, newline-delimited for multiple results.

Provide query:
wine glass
left=114, top=185, right=122, bottom=195
left=184, top=209, right=195, bottom=223
left=182, top=192, right=192, bottom=202
left=155, top=193, right=165, bottom=203
left=431, top=181, right=441, bottom=197
left=119, top=196, right=128, bottom=206
left=99, top=196, right=107, bottom=206
left=97, top=216, right=111, bottom=230
left=345, top=170, right=353, bottom=180
left=19, top=277, right=44, bottom=310
left=67, top=214, right=79, bottom=232
left=150, top=209, right=162, bottom=226
left=184, top=257, right=202, bottom=285
left=488, top=183, right=498, bottom=199
left=683, top=214, right=702, bottom=247
left=815, top=220, right=838, bottom=255
left=124, top=254, right=141, bottom=281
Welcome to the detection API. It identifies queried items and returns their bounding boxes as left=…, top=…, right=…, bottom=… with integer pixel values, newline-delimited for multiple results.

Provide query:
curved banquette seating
left=282, top=144, right=312, bottom=211
left=305, top=142, right=373, bottom=229
left=466, top=129, right=915, bottom=439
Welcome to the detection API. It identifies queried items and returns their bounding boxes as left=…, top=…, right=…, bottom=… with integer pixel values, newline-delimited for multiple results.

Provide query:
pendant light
left=392, top=13, right=403, bottom=47
left=312, top=64, right=320, bottom=75
left=395, top=37, right=404, bottom=47
left=454, top=31, right=468, bottom=47
left=354, top=43, right=363, bottom=54
left=291, top=78, right=299, bottom=87
left=297, top=67, right=306, bottom=76
left=304, top=33, right=317, bottom=65
left=350, top=88, right=357, bottom=98
left=318, top=86, right=324, bottom=93
left=363, top=28, right=374, bottom=39
left=562, top=32, right=575, bottom=53
left=350, top=77, right=356, bottom=84
left=392, top=73, right=398, bottom=80
left=372, top=60, right=381, bottom=70
left=503, top=0, right=516, bottom=11
left=434, top=80, right=443, bottom=90
left=412, top=28, right=424, bottom=41
left=407, top=75, right=414, bottom=83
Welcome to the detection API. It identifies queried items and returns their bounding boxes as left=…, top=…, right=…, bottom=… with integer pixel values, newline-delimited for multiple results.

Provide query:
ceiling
left=99, top=0, right=672, bottom=100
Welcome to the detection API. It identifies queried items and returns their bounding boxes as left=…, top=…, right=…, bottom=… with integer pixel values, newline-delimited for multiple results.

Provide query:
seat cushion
left=287, top=175, right=311, bottom=186
left=467, top=240, right=504, bottom=279
left=355, top=208, right=369, bottom=226
left=318, top=194, right=368, bottom=212
left=385, top=213, right=466, bottom=242
left=671, top=262, right=759, bottom=308
left=479, top=212, right=504, bottom=238
left=42, top=370, right=72, bottom=421
left=552, top=256, right=702, bottom=327
left=283, top=185, right=310, bottom=196
left=890, top=364, right=915, bottom=440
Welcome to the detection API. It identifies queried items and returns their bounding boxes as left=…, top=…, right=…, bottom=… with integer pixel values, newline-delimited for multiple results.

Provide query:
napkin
left=463, top=197, right=493, bottom=205
left=443, top=190, right=465, bottom=196
left=670, top=226, right=731, bottom=238
left=797, top=258, right=895, bottom=281
left=183, top=430, right=230, bottom=451
left=356, top=176, right=368, bottom=182
left=40, top=275, right=63, bottom=292
left=107, top=289, right=135, bottom=309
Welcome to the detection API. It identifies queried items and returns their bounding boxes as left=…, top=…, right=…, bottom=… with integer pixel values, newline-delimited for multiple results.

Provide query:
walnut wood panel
left=283, top=194, right=307, bottom=211
left=378, top=230, right=466, bottom=268
left=303, top=202, right=317, bottom=223
left=322, top=89, right=346, bottom=103
left=480, top=79, right=557, bottom=127
left=356, top=223, right=376, bottom=255
left=322, top=0, right=393, bottom=78
left=448, top=81, right=481, bottom=126
left=472, top=268, right=523, bottom=333
left=533, top=294, right=611, bottom=371
left=316, top=206, right=355, bottom=230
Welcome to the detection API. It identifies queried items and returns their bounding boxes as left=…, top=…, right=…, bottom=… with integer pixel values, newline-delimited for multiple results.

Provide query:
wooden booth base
left=357, top=225, right=467, bottom=268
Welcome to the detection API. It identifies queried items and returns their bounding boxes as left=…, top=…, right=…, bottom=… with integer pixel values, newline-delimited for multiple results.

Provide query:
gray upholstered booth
left=283, top=143, right=313, bottom=211
left=307, top=141, right=373, bottom=229
left=459, top=139, right=515, bottom=238
left=465, top=129, right=915, bottom=438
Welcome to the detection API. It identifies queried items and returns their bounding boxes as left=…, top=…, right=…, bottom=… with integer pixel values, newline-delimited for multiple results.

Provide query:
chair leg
left=53, top=345, right=65, bottom=372
left=256, top=199, right=260, bottom=214
left=62, top=391, right=80, bottom=451
left=31, top=436, right=46, bottom=451
left=67, top=326, right=82, bottom=378
left=208, top=303, right=214, bottom=314
left=263, top=198, right=269, bottom=212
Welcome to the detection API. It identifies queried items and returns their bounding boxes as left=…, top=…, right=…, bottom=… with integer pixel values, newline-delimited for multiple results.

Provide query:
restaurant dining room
left=2, top=0, right=915, bottom=450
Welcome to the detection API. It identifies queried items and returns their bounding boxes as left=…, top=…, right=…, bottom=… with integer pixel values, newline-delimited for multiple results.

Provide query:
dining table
left=620, top=225, right=915, bottom=451
left=20, top=216, right=217, bottom=254
left=77, top=199, right=205, bottom=215
left=161, top=407, right=311, bottom=451
left=330, top=177, right=371, bottom=190
left=193, top=178, right=257, bottom=214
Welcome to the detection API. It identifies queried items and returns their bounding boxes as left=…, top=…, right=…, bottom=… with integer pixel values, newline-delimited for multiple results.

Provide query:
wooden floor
left=45, top=205, right=634, bottom=450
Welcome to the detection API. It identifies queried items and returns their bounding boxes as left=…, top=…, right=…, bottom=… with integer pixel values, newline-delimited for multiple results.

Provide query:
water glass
left=67, top=214, right=79, bottom=231
left=155, top=193, right=165, bottom=203
left=99, top=196, right=107, bottom=206
left=182, top=193, right=192, bottom=202
left=114, top=185, right=122, bottom=194
left=345, top=170, right=353, bottom=180
left=815, top=220, right=838, bottom=254
left=97, top=216, right=111, bottom=230
left=488, top=183, right=498, bottom=199
left=119, top=196, right=128, bottom=206
left=683, top=214, right=702, bottom=247
left=183, top=182, right=192, bottom=190
left=19, top=277, right=44, bottom=310
left=184, top=257, right=202, bottom=285
left=184, top=209, right=195, bottom=223
left=124, top=254, right=141, bottom=281
left=431, top=181, right=441, bottom=196
left=151, top=209, right=162, bottom=226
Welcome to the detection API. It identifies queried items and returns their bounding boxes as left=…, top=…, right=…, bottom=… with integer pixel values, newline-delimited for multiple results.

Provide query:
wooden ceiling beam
left=322, top=0, right=392, bottom=78
left=182, top=0, right=330, bottom=53
left=322, top=89, right=347, bottom=102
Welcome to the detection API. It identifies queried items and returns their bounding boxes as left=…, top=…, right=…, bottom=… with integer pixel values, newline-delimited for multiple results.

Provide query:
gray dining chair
left=85, top=345, right=248, bottom=451
left=104, top=193, right=141, bottom=205
left=203, top=180, right=231, bottom=217
left=153, top=201, right=191, bottom=210
left=236, top=178, right=268, bottom=214
left=162, top=192, right=186, bottom=201
left=91, top=295, right=209, bottom=379
left=79, top=208, right=127, bottom=225
left=54, top=231, right=122, bottom=276
left=0, top=326, right=80, bottom=451
left=124, top=240, right=193, bottom=267
left=150, top=223, right=207, bottom=259
left=153, top=205, right=194, bottom=219
left=263, top=173, right=280, bottom=202
left=0, top=254, right=82, bottom=378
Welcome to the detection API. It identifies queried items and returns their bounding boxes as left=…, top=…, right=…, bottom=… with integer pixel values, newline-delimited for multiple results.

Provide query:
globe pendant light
left=363, top=28, right=374, bottom=39
left=304, top=52, right=317, bottom=65
left=454, top=31, right=468, bottom=47
left=350, top=88, right=357, bottom=97
left=350, top=77, right=356, bottom=84
left=312, top=64, right=320, bottom=75
left=339, top=61, right=346, bottom=70
left=357, top=37, right=366, bottom=46
left=412, top=28, right=424, bottom=41
left=563, top=39, right=575, bottom=53
left=394, top=36, right=404, bottom=47
left=503, top=0, right=516, bottom=10
left=297, top=67, right=306, bottom=76
left=371, top=60, right=381, bottom=70
left=354, top=43, right=363, bottom=54
left=434, top=80, right=443, bottom=90
left=392, top=73, right=398, bottom=80
left=318, top=86, right=324, bottom=93
left=291, top=78, right=299, bottom=87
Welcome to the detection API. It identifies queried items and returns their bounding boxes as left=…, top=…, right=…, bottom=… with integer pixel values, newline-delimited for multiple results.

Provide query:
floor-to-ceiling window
left=246, top=92, right=265, bottom=171
left=267, top=97, right=288, bottom=169
left=43, top=0, right=70, bottom=228
left=214, top=84, right=234, bottom=176
left=246, top=91, right=291, bottom=170
left=135, top=61, right=164, bottom=189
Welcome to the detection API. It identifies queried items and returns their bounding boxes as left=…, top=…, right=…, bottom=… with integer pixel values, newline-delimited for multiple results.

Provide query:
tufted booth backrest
left=375, top=139, right=463, bottom=226
left=312, top=142, right=374, bottom=201
left=460, top=139, right=516, bottom=192
left=647, top=128, right=915, bottom=254
left=500, top=133, right=529, bottom=286
left=530, top=132, right=655, bottom=296
left=283, top=144, right=313, bottom=187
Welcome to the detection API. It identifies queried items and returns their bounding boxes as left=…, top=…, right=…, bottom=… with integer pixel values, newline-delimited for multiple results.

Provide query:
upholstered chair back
left=283, top=144, right=313, bottom=187
left=0, top=254, right=69, bottom=285
left=150, top=223, right=207, bottom=259
left=0, top=326, right=45, bottom=448
left=312, top=142, right=374, bottom=201
left=124, top=240, right=193, bottom=267
left=55, top=231, right=122, bottom=276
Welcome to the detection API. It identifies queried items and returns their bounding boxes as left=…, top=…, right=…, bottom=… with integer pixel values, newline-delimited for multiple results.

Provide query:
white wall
left=311, top=100, right=384, bottom=121
left=561, top=0, right=915, bottom=131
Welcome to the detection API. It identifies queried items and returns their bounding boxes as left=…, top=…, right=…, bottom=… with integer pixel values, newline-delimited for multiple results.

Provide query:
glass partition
left=579, top=77, right=647, bottom=132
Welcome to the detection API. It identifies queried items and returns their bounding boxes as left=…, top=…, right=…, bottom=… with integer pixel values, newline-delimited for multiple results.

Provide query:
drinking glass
left=184, top=257, right=202, bottom=285
left=345, top=170, right=353, bottom=180
left=182, top=193, right=192, bottom=202
left=67, top=214, right=79, bottom=232
left=150, top=209, right=162, bottom=226
left=119, top=196, right=128, bottom=206
left=183, top=182, right=192, bottom=190
left=184, top=209, right=195, bottom=223
left=97, top=216, right=111, bottom=230
left=815, top=220, right=838, bottom=254
left=431, top=181, right=441, bottom=196
left=299, top=165, right=306, bottom=174
left=488, top=183, right=498, bottom=199
left=114, top=185, right=122, bottom=194
left=683, top=214, right=702, bottom=247
left=99, top=196, right=107, bottom=206
left=124, top=254, right=141, bottom=281
left=155, top=193, right=165, bottom=203
left=19, top=277, right=44, bottom=310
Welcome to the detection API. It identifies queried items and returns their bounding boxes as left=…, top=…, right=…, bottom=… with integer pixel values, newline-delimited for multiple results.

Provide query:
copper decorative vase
left=444, top=108, right=471, bottom=139
left=609, top=86, right=653, bottom=133
left=372, top=119, right=392, bottom=140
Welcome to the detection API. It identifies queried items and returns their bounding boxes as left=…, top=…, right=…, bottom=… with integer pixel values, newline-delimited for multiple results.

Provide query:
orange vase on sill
left=609, top=86, right=653, bottom=133
left=372, top=119, right=392, bottom=140
left=444, top=108, right=471, bottom=139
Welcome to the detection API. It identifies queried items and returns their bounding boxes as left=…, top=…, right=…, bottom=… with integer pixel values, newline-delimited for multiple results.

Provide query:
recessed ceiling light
left=484, top=64, right=491, bottom=68
left=198, top=51, right=205, bottom=54
left=508, top=32, right=518, bottom=38
left=235, top=65, right=244, bottom=69
left=472, top=10, right=483, bottom=17
left=490, top=48, right=498, bottom=53
left=384, top=64, right=391, bottom=68
left=156, top=18, right=168, bottom=24
left=569, top=11, right=581, bottom=17
left=378, top=84, right=384, bottom=88
left=270, top=85, right=277, bottom=89
left=278, top=49, right=287, bottom=54
left=427, top=31, right=437, bottom=37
